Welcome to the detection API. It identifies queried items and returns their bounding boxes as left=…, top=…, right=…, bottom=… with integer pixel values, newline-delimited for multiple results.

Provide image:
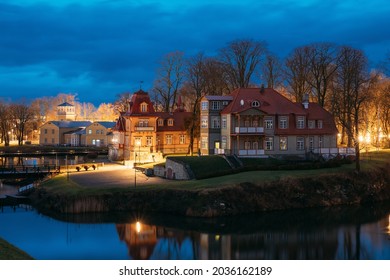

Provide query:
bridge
left=0, top=164, right=59, bottom=180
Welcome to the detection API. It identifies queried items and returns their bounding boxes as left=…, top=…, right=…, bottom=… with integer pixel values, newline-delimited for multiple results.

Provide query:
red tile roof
left=221, top=88, right=306, bottom=115
left=156, top=112, right=192, bottom=132
left=127, top=90, right=156, bottom=115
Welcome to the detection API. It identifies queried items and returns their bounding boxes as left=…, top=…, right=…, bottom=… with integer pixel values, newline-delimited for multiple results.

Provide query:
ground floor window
left=296, top=137, right=305, bottom=150
left=179, top=135, right=185, bottom=144
left=201, top=137, right=208, bottom=149
left=265, top=137, right=273, bottom=150
left=146, top=136, right=152, bottom=146
left=309, top=137, right=314, bottom=151
left=221, top=137, right=227, bottom=149
left=279, top=137, right=287, bottom=150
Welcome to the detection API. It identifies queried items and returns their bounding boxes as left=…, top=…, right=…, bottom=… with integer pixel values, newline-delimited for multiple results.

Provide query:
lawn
left=0, top=238, right=34, bottom=260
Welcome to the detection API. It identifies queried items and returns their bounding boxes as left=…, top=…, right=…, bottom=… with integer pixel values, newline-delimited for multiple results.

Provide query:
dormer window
left=158, top=119, right=164, bottom=126
left=252, top=100, right=260, bottom=107
left=168, top=119, right=174, bottom=126
left=140, top=102, right=148, bottom=113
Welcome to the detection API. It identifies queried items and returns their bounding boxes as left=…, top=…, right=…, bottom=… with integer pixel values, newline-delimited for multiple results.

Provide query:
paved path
left=66, top=163, right=167, bottom=188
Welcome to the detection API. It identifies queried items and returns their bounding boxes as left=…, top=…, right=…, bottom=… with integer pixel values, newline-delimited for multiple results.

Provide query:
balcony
left=238, top=149, right=265, bottom=156
left=135, top=126, right=155, bottom=131
left=234, top=127, right=264, bottom=134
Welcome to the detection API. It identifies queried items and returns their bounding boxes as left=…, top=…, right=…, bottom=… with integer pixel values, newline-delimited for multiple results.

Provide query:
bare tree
left=153, top=51, right=185, bottom=112
left=11, top=103, right=36, bottom=146
left=0, top=102, right=12, bottom=146
left=183, top=53, right=208, bottom=155
left=219, top=39, right=267, bottom=90
left=284, top=46, right=312, bottom=102
left=333, top=46, right=372, bottom=172
left=113, top=92, right=132, bottom=114
left=261, top=53, right=283, bottom=89
left=202, top=58, right=230, bottom=96
left=305, top=43, right=339, bottom=107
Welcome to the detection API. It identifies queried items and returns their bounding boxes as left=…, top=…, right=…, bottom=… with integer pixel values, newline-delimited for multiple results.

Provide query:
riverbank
left=0, top=238, right=34, bottom=260
left=30, top=151, right=390, bottom=217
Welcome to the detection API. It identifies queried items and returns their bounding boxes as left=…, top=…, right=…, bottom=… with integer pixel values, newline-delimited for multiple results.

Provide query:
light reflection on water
left=0, top=204, right=389, bottom=260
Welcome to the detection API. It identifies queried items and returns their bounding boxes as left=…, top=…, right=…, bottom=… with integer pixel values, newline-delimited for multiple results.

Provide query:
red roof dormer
left=128, top=90, right=155, bottom=115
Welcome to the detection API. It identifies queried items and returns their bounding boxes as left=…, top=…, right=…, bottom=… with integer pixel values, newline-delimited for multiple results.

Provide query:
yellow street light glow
left=136, top=221, right=141, bottom=233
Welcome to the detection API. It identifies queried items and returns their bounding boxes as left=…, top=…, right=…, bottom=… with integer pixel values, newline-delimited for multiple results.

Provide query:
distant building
left=39, top=120, right=115, bottom=147
left=109, top=90, right=198, bottom=162
left=57, top=102, right=76, bottom=121
left=200, top=87, right=338, bottom=158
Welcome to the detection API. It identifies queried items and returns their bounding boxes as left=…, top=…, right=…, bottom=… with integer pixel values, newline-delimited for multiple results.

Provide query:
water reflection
left=1, top=203, right=390, bottom=260
left=111, top=204, right=390, bottom=260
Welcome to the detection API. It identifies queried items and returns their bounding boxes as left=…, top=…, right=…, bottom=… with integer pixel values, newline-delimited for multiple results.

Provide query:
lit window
left=168, top=119, right=174, bottom=126
left=88, top=129, right=92, bottom=134
left=201, top=137, right=208, bottom=149
left=279, top=117, right=288, bottom=129
left=140, top=103, right=148, bottom=112
left=166, top=135, right=172, bottom=144
left=265, top=137, right=273, bottom=150
left=146, top=136, right=152, bottom=146
left=280, top=137, right=288, bottom=150
left=179, top=135, right=185, bottom=144
left=158, top=119, right=164, bottom=126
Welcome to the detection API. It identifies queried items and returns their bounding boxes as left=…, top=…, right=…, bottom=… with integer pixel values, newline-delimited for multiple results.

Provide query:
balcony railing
left=234, top=127, right=264, bottom=134
left=135, top=126, right=155, bottom=131
left=238, top=149, right=265, bottom=156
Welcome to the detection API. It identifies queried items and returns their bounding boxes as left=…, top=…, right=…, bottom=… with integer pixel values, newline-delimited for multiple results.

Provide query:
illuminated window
left=166, top=135, right=172, bottom=144
left=168, top=119, right=174, bottom=126
left=158, top=119, right=164, bottom=126
left=140, top=103, right=148, bottom=112
left=179, top=135, right=185, bottom=144
left=280, top=137, right=288, bottom=150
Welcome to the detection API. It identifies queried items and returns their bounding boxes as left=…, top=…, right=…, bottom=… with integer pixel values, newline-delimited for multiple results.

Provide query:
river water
left=0, top=201, right=389, bottom=260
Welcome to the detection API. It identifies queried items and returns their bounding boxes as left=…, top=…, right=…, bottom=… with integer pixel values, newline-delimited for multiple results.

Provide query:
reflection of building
left=109, top=90, right=198, bottom=162
left=116, top=223, right=158, bottom=260
left=200, top=87, right=338, bottom=158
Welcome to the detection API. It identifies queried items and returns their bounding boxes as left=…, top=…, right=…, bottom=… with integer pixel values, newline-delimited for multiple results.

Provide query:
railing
left=135, top=126, right=155, bottom=131
left=238, top=149, right=265, bottom=156
left=313, top=147, right=355, bottom=155
left=234, top=127, right=264, bottom=133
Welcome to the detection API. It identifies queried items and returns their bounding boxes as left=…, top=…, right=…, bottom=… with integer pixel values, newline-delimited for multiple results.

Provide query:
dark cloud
left=0, top=0, right=389, bottom=105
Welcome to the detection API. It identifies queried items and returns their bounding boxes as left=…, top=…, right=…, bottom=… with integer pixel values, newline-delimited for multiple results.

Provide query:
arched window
left=252, top=100, right=260, bottom=107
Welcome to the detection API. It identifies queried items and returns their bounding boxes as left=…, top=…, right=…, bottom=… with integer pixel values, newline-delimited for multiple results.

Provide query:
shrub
left=83, top=165, right=90, bottom=171
left=75, top=166, right=81, bottom=172
left=92, top=165, right=96, bottom=170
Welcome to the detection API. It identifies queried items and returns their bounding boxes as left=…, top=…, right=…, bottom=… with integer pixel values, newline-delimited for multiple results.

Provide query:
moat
left=1, top=202, right=389, bottom=260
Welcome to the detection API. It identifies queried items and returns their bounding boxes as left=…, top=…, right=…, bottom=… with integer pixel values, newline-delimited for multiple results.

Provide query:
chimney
left=260, top=84, right=265, bottom=94
left=302, top=93, right=309, bottom=109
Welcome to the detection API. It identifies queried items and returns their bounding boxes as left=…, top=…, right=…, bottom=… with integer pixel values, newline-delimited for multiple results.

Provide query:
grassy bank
left=30, top=150, right=390, bottom=217
left=0, top=238, right=34, bottom=260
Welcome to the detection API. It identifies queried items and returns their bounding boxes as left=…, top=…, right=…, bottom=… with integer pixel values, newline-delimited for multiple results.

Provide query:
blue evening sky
left=0, top=0, right=389, bottom=105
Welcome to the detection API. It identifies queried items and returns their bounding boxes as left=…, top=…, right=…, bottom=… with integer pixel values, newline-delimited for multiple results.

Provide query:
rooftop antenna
left=139, top=81, right=144, bottom=90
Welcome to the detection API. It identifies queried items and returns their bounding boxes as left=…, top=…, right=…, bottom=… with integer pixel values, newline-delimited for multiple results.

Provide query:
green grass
left=38, top=150, right=390, bottom=195
left=0, top=238, right=34, bottom=260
